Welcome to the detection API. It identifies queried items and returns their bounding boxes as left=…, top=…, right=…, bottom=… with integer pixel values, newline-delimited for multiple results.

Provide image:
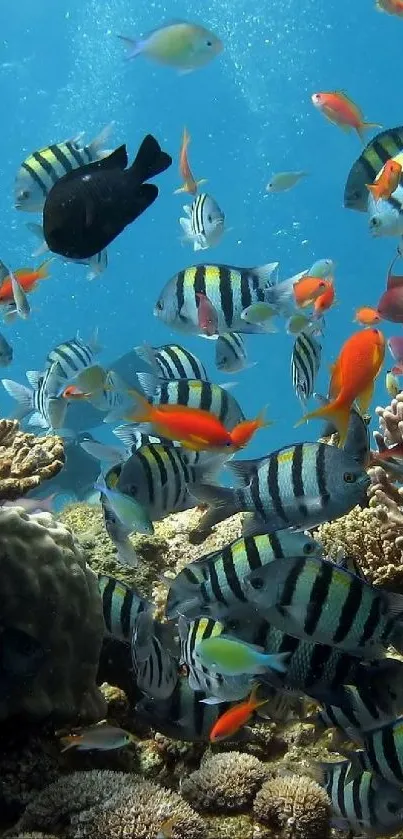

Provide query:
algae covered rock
left=0, top=506, right=105, bottom=721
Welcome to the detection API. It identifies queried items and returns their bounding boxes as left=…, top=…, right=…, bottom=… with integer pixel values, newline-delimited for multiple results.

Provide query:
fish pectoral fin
left=355, top=382, right=374, bottom=415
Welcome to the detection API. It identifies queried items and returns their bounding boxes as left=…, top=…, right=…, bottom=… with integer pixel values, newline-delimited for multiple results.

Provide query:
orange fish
left=62, top=385, right=92, bottom=401
left=174, top=127, right=206, bottom=195
left=366, top=158, right=402, bottom=201
left=311, top=91, right=381, bottom=141
left=0, top=261, right=50, bottom=303
left=376, top=0, right=403, bottom=16
left=296, top=328, right=386, bottom=446
left=230, top=411, right=269, bottom=448
left=354, top=306, right=381, bottom=326
left=120, top=388, right=264, bottom=452
left=293, top=276, right=328, bottom=309
left=313, top=280, right=335, bottom=317
left=210, top=685, right=268, bottom=742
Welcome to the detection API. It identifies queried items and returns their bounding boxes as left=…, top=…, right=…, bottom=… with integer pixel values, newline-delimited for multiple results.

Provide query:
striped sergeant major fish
left=97, top=573, right=151, bottom=643
left=134, top=371, right=244, bottom=430
left=135, top=342, right=209, bottom=382
left=244, top=554, right=403, bottom=660
left=154, top=261, right=284, bottom=337
left=131, top=611, right=178, bottom=701
left=15, top=123, right=114, bottom=212
left=165, top=530, right=323, bottom=622
left=192, top=442, right=370, bottom=537
left=346, top=716, right=403, bottom=789
left=317, top=677, right=401, bottom=742
left=291, top=327, right=322, bottom=407
left=102, top=464, right=140, bottom=567
left=215, top=332, right=251, bottom=374
left=178, top=616, right=256, bottom=703
left=179, top=193, right=225, bottom=252
left=43, top=330, right=102, bottom=396
left=116, top=439, right=228, bottom=523
left=1, top=366, right=67, bottom=431
left=318, top=759, right=403, bottom=836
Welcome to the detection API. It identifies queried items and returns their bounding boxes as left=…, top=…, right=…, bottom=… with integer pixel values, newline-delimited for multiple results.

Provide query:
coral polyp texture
left=0, top=418, right=64, bottom=500
left=0, top=506, right=105, bottom=721
left=180, top=751, right=270, bottom=813
left=253, top=774, right=331, bottom=839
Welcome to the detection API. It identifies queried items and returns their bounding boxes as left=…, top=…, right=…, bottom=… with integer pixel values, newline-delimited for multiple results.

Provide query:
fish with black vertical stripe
left=154, top=261, right=285, bottom=336
left=131, top=611, right=179, bottom=700
left=291, top=325, right=322, bottom=407
left=135, top=342, right=209, bottom=382
left=97, top=573, right=152, bottom=643
left=192, top=442, right=370, bottom=536
left=243, top=553, right=403, bottom=659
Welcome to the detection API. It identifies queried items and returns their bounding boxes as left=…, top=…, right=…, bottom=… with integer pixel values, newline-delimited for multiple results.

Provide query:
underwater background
left=0, top=0, right=397, bottom=457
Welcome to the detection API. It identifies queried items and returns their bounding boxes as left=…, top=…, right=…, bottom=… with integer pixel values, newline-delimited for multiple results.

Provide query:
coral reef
left=180, top=751, right=270, bottom=813
left=0, top=419, right=64, bottom=500
left=0, top=506, right=105, bottom=721
left=253, top=774, right=331, bottom=839
left=0, top=725, right=60, bottom=821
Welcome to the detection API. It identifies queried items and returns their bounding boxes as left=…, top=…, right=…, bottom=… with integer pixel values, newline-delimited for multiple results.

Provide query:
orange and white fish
left=311, top=91, right=381, bottom=141
left=296, top=328, right=386, bottom=446
left=313, top=280, right=335, bottom=318
left=209, top=684, right=268, bottom=742
left=376, top=0, right=403, bottom=16
left=0, top=260, right=51, bottom=303
left=293, top=275, right=328, bottom=308
left=174, top=127, right=206, bottom=195
left=62, top=385, right=92, bottom=400
left=354, top=306, right=382, bottom=326
left=366, top=158, right=402, bottom=201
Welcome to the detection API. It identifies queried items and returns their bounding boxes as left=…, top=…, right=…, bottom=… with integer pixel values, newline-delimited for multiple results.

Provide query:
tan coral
left=180, top=751, right=270, bottom=813
left=0, top=419, right=64, bottom=500
left=314, top=504, right=403, bottom=589
left=253, top=774, right=331, bottom=839
left=0, top=507, right=105, bottom=721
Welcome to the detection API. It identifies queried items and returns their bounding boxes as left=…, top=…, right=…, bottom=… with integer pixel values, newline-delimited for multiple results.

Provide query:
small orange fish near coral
left=210, top=685, right=268, bottom=742
left=354, top=306, right=382, bottom=326
left=366, top=158, right=402, bottom=201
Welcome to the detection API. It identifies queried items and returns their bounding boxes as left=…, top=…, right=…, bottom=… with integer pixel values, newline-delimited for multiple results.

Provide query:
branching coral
left=180, top=751, right=270, bottom=813
left=0, top=418, right=64, bottom=500
left=253, top=774, right=331, bottom=839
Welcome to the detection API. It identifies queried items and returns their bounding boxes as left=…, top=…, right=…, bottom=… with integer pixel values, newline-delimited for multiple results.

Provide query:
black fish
left=43, top=134, right=172, bottom=259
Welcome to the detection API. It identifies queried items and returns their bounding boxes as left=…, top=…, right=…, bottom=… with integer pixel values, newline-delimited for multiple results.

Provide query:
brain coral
left=180, top=751, right=270, bottom=813
left=0, top=506, right=105, bottom=721
left=253, top=774, right=331, bottom=839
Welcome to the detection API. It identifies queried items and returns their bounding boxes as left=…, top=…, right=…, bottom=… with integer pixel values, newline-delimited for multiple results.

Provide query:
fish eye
left=207, top=40, right=213, bottom=46
left=128, top=485, right=138, bottom=496
left=207, top=215, right=212, bottom=223
left=303, top=542, right=315, bottom=555
left=343, top=472, right=357, bottom=484
left=19, top=189, right=30, bottom=199
left=155, top=300, right=164, bottom=311
left=249, top=576, right=264, bottom=590
left=225, top=441, right=232, bottom=447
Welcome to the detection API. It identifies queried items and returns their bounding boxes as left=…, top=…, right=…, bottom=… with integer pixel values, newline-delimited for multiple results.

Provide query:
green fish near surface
left=119, top=21, right=223, bottom=72
left=244, top=554, right=403, bottom=660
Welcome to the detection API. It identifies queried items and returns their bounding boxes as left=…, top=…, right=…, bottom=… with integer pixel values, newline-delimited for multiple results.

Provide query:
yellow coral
left=253, top=774, right=331, bottom=839
left=314, top=504, right=403, bottom=589
left=0, top=418, right=64, bottom=499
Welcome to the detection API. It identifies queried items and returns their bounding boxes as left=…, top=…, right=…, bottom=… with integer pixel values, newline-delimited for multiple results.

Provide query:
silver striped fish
left=135, top=342, right=209, bottom=381
left=137, top=371, right=244, bottom=429
left=44, top=330, right=102, bottom=396
left=215, top=332, right=249, bottom=373
left=2, top=365, right=67, bottom=431
left=291, top=326, right=322, bottom=407
left=319, top=759, right=403, bottom=836
left=179, top=193, right=225, bottom=252
left=131, top=611, right=178, bottom=700
left=98, top=573, right=151, bottom=643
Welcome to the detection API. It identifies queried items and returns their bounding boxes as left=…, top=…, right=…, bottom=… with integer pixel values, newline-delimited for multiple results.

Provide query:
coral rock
left=253, top=774, right=331, bottom=839
left=0, top=507, right=105, bottom=721
left=181, top=751, right=269, bottom=813
left=0, top=419, right=64, bottom=500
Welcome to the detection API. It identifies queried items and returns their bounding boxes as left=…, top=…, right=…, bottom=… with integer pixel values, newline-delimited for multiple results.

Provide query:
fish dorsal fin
left=387, top=273, right=403, bottom=290
left=26, top=370, right=41, bottom=389
left=227, top=457, right=262, bottom=485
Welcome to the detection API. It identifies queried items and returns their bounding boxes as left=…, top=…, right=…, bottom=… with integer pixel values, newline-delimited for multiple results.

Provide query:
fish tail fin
left=264, top=650, right=290, bottom=675
left=87, top=327, right=103, bottom=354
left=131, top=134, right=172, bottom=183
left=37, top=258, right=53, bottom=279
left=126, top=388, right=154, bottom=424
left=59, top=735, right=79, bottom=753
left=1, top=378, right=33, bottom=419
left=191, top=482, right=241, bottom=521
left=358, top=122, right=382, bottom=141
left=117, top=34, right=144, bottom=60
left=295, top=398, right=350, bottom=447
left=88, top=122, right=115, bottom=159
left=174, top=184, right=189, bottom=194
left=196, top=178, right=208, bottom=189
left=366, top=183, right=378, bottom=197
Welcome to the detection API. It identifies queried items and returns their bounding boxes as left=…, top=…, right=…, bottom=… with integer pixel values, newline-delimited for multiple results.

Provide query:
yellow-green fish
left=195, top=634, right=289, bottom=676
left=386, top=369, right=400, bottom=398
left=266, top=171, right=308, bottom=193
left=119, top=21, right=223, bottom=72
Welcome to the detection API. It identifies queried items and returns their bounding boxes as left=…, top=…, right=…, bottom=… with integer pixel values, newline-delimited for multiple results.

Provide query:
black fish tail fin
left=131, top=134, right=172, bottom=183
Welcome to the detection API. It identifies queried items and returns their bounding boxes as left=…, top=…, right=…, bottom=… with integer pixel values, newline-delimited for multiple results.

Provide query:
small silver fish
left=180, top=193, right=225, bottom=251
left=266, top=171, right=308, bottom=193
left=10, top=271, right=30, bottom=320
left=60, top=722, right=136, bottom=752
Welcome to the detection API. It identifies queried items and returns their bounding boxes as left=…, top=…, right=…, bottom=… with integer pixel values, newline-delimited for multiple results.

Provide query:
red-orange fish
left=376, top=0, right=403, bottom=16
left=62, top=385, right=92, bottom=401
left=296, top=328, right=386, bottom=445
left=0, top=261, right=51, bottom=303
left=311, top=91, right=381, bottom=141
left=196, top=292, right=218, bottom=336
left=174, top=127, right=206, bottom=195
left=354, top=306, right=382, bottom=326
left=210, top=685, right=268, bottom=742
left=366, top=158, right=402, bottom=201
left=293, top=276, right=327, bottom=309
left=313, top=280, right=335, bottom=317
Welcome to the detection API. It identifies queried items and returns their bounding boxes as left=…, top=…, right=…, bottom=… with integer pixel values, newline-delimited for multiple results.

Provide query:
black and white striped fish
left=291, top=326, right=322, bottom=407
left=1, top=365, right=67, bottom=431
left=131, top=611, right=178, bottom=700
left=15, top=123, right=114, bottom=212
left=215, top=332, right=251, bottom=373
left=135, top=342, right=209, bottom=381
left=44, top=330, right=102, bottom=396
left=179, top=193, right=225, bottom=251
left=98, top=573, right=151, bottom=643
left=135, top=371, right=244, bottom=430
left=319, top=759, right=403, bottom=836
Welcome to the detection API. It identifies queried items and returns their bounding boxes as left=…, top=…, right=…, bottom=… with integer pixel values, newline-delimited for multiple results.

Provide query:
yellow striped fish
left=15, top=123, right=114, bottom=212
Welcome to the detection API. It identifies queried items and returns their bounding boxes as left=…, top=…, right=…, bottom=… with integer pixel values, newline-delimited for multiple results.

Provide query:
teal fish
left=119, top=21, right=223, bottom=72
left=95, top=479, right=154, bottom=535
left=194, top=634, right=289, bottom=677
left=309, top=258, right=335, bottom=278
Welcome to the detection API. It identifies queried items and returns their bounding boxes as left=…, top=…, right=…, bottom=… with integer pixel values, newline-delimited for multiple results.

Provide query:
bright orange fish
left=376, top=0, right=403, bottom=17
left=210, top=685, right=268, bottom=742
left=296, top=328, right=386, bottom=446
left=230, top=411, right=269, bottom=449
left=366, top=158, right=402, bottom=201
left=311, top=91, right=381, bottom=141
left=174, top=127, right=206, bottom=195
left=62, top=385, right=92, bottom=401
left=293, top=276, right=328, bottom=309
left=120, top=388, right=264, bottom=452
left=354, top=306, right=381, bottom=326
left=313, top=280, right=335, bottom=317
left=0, top=261, right=50, bottom=303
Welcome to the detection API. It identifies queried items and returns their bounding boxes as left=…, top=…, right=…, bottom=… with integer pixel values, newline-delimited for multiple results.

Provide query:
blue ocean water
left=0, top=0, right=399, bottom=460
